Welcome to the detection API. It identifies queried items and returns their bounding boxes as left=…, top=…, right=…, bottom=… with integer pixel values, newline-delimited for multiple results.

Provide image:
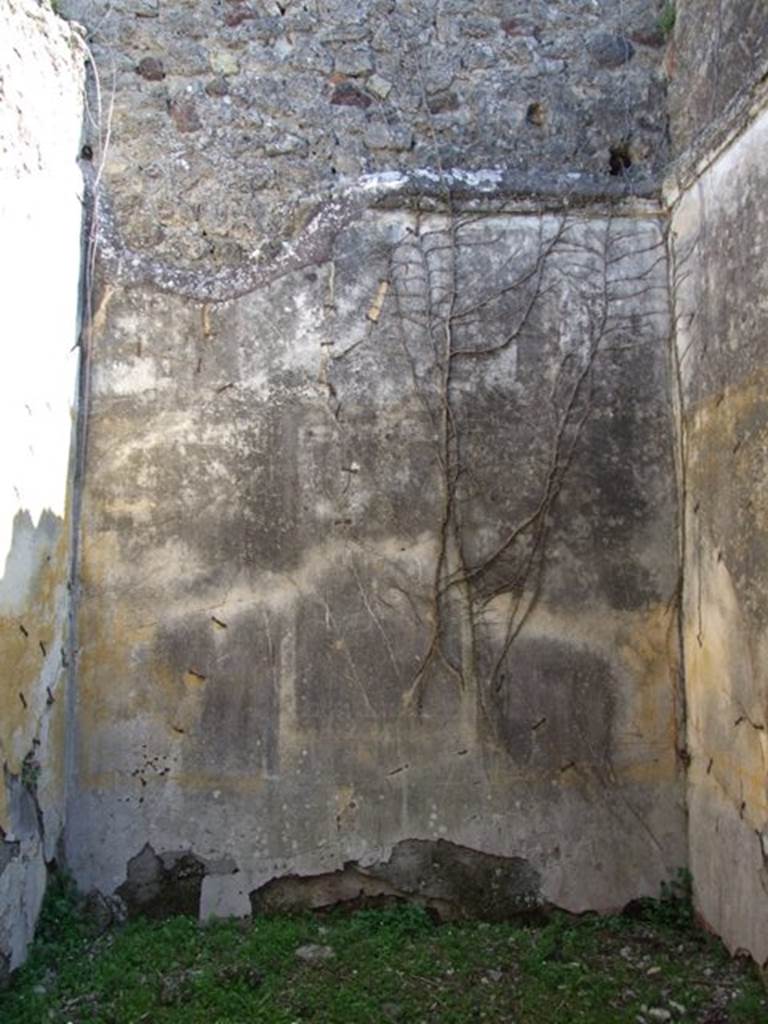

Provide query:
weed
left=657, top=866, right=694, bottom=926
left=19, top=758, right=39, bottom=793
left=658, top=2, right=676, bottom=38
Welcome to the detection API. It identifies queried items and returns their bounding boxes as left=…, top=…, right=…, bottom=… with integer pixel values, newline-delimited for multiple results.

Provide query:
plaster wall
left=671, top=108, right=768, bottom=967
left=0, top=0, right=697, bottom=966
left=666, top=0, right=768, bottom=971
left=0, top=0, right=84, bottom=975
left=67, top=183, right=686, bottom=918
left=51, top=0, right=687, bottom=924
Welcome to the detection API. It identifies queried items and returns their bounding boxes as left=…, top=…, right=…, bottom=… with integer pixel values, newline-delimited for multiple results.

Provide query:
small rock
left=462, top=43, right=497, bottom=70
left=588, top=33, right=635, bottom=68
left=501, top=18, right=539, bottom=39
left=158, top=975, right=183, bottom=1006
left=224, top=9, right=257, bottom=28
left=460, top=16, right=498, bottom=38
left=367, top=74, right=392, bottom=100
left=364, top=123, right=412, bottom=151
left=82, top=889, right=125, bottom=932
left=216, top=964, right=263, bottom=989
left=647, top=965, right=662, bottom=976
left=321, top=22, right=369, bottom=45
left=648, top=1010, right=672, bottom=1023
left=295, top=943, right=335, bottom=963
left=136, top=56, right=165, bottom=81
left=169, top=98, right=201, bottom=133
left=82, top=890, right=113, bottom=933
left=334, top=46, right=374, bottom=77
left=205, top=77, right=229, bottom=98
left=263, top=133, right=308, bottom=157
left=330, top=82, right=372, bottom=108
left=486, top=968, right=503, bottom=982
left=427, top=91, right=460, bottom=115
left=132, top=0, right=159, bottom=17
left=209, top=50, right=239, bottom=76
left=423, top=60, right=455, bottom=95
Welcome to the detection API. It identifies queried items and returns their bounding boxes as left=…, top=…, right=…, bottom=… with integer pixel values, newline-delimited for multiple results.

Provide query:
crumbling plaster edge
left=83, top=157, right=666, bottom=306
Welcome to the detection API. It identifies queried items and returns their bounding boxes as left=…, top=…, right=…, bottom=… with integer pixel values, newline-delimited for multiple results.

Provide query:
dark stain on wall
left=484, top=638, right=615, bottom=769
left=117, top=844, right=207, bottom=919
left=251, top=839, right=543, bottom=921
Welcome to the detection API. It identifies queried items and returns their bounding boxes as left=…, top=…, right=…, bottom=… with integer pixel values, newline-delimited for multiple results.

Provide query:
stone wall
left=0, top=0, right=84, bottom=978
left=669, top=0, right=768, bottom=971
left=58, top=0, right=671, bottom=264
left=667, top=0, right=768, bottom=167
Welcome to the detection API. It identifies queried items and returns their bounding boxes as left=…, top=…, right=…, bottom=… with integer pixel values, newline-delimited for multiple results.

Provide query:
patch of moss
left=658, top=2, right=676, bottom=39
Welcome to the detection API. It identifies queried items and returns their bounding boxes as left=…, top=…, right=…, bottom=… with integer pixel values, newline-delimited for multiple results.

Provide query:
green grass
left=1, top=876, right=766, bottom=1023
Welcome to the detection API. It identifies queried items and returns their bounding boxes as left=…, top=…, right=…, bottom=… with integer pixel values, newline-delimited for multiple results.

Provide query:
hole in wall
left=609, top=142, right=633, bottom=176
left=526, top=102, right=545, bottom=127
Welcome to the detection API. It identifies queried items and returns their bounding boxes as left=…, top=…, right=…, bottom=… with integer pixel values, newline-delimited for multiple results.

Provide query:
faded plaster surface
left=68, top=199, right=685, bottom=919
left=0, top=0, right=84, bottom=974
left=50, top=1, right=686, bottom=927
left=672, top=108, right=768, bottom=967
left=0, top=0, right=693, bottom=966
left=6, top=0, right=768, bottom=984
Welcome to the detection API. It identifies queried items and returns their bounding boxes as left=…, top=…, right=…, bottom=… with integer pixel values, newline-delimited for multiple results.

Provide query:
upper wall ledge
left=86, top=162, right=663, bottom=305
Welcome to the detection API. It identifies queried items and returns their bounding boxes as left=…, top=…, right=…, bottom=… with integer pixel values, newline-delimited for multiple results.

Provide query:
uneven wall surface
left=0, top=0, right=84, bottom=977
left=67, top=183, right=685, bottom=915
left=667, top=0, right=768, bottom=165
left=670, top=0, right=768, bottom=970
left=51, top=0, right=688, bottom=920
left=11, top=0, right=768, bottom=981
left=58, top=0, right=671, bottom=263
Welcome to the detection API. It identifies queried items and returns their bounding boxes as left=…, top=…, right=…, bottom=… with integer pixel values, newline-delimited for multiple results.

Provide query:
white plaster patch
left=92, top=359, right=171, bottom=397
left=0, top=3, right=84, bottom=567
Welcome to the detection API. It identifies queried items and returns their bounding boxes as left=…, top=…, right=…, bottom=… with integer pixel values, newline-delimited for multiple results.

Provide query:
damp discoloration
left=0, top=510, right=72, bottom=971
left=67, top=206, right=685, bottom=921
left=674, top=107, right=768, bottom=966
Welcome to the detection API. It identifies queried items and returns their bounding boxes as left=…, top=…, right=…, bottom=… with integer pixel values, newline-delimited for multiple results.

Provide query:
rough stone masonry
left=1, top=0, right=767, bottom=981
